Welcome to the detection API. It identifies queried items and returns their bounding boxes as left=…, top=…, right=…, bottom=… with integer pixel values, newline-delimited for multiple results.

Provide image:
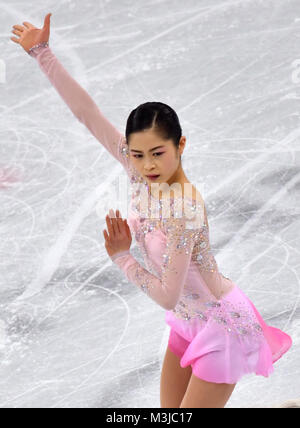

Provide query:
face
left=128, top=130, right=186, bottom=187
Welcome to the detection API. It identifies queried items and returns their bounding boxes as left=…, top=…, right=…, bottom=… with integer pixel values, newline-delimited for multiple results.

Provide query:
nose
left=144, top=160, right=156, bottom=171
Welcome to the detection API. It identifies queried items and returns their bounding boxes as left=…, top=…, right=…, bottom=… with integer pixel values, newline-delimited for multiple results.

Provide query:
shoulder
left=182, top=186, right=206, bottom=230
left=187, top=185, right=204, bottom=205
left=163, top=205, right=205, bottom=238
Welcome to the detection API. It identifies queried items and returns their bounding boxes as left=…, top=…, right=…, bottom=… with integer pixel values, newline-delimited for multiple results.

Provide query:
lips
left=146, top=175, right=160, bottom=180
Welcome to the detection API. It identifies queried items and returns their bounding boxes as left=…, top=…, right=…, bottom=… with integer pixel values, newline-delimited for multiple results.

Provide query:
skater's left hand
left=103, top=209, right=132, bottom=258
left=10, top=13, right=52, bottom=54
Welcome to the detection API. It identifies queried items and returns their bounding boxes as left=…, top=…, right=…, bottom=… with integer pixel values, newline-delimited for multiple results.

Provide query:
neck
left=152, top=164, right=192, bottom=200
left=167, top=164, right=190, bottom=189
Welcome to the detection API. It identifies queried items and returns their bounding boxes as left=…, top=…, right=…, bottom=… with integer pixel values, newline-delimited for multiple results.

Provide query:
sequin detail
left=28, top=41, right=49, bottom=57
left=171, top=295, right=265, bottom=343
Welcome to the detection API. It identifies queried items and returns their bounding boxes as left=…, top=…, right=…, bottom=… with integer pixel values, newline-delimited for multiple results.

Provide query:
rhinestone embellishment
left=230, top=311, right=241, bottom=318
left=205, top=301, right=221, bottom=308
left=185, top=293, right=201, bottom=300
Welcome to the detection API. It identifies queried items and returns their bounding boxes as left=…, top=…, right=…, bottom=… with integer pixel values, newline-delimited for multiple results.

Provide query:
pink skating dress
left=28, top=42, right=293, bottom=384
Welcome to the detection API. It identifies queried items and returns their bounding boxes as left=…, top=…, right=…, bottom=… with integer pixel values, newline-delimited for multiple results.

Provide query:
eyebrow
left=130, top=145, right=166, bottom=153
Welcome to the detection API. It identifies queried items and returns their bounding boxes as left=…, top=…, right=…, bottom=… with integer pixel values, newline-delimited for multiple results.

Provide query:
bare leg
left=160, top=346, right=193, bottom=408
left=180, top=374, right=236, bottom=408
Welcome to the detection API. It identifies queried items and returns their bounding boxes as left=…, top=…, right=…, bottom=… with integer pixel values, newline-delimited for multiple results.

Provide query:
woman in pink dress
left=10, top=13, right=293, bottom=408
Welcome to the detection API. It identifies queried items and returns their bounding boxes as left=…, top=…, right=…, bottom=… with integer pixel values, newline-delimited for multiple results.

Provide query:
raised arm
left=10, top=13, right=130, bottom=171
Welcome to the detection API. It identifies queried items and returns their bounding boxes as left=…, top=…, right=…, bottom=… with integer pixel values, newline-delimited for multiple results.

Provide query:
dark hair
left=125, top=102, right=182, bottom=150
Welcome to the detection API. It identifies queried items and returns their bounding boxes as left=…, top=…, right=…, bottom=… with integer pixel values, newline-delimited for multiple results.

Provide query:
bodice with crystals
left=116, top=136, right=237, bottom=311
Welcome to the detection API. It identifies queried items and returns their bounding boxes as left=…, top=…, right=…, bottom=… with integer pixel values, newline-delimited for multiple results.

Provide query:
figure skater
left=10, top=13, right=293, bottom=409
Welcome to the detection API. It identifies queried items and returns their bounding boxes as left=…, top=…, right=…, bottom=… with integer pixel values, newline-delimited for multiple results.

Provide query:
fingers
left=124, top=219, right=131, bottom=239
left=11, top=29, right=22, bottom=37
left=110, top=208, right=122, bottom=234
left=10, top=36, right=20, bottom=44
left=116, top=210, right=130, bottom=234
left=22, top=21, right=35, bottom=29
left=10, top=22, right=31, bottom=43
left=13, top=25, right=25, bottom=32
left=103, top=209, right=131, bottom=259
left=106, top=214, right=115, bottom=238
left=115, top=210, right=130, bottom=238
left=11, top=24, right=24, bottom=40
left=106, top=209, right=129, bottom=238
left=43, top=13, right=52, bottom=28
left=115, top=209, right=124, bottom=234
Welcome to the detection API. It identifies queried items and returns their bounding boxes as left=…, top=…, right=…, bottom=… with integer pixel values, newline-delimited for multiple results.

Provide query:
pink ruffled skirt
left=166, top=285, right=292, bottom=384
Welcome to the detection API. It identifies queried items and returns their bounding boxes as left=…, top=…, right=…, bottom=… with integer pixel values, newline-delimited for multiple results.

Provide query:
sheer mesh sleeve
left=28, top=43, right=129, bottom=171
left=110, top=216, right=202, bottom=311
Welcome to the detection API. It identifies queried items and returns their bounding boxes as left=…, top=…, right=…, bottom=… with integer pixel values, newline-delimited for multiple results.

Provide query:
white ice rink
left=0, top=0, right=299, bottom=408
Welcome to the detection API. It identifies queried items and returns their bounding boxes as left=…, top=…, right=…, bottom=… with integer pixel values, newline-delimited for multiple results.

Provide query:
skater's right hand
left=103, top=209, right=132, bottom=259
left=10, top=13, right=52, bottom=54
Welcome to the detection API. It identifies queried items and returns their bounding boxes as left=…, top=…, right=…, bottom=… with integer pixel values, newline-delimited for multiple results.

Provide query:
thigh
left=160, top=345, right=193, bottom=408
left=180, top=374, right=236, bottom=408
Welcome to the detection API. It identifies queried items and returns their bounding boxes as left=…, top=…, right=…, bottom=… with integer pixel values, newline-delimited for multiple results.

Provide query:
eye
left=133, top=152, right=164, bottom=159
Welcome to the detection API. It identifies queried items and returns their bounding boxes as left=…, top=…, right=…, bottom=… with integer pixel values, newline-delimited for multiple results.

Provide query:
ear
left=179, top=136, right=186, bottom=155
